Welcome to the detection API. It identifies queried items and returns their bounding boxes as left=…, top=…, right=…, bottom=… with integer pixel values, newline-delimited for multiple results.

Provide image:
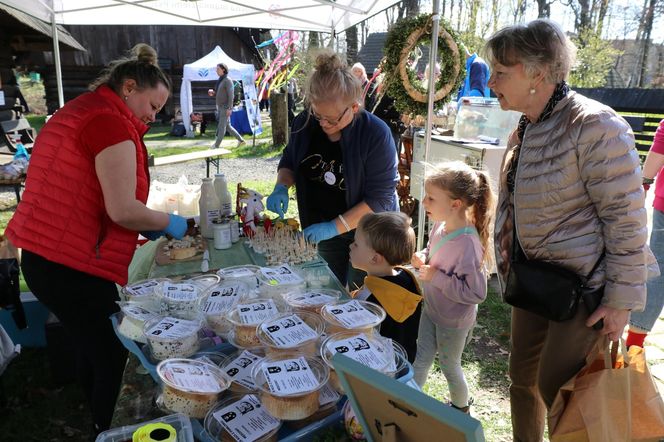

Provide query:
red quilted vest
left=6, top=85, right=150, bottom=285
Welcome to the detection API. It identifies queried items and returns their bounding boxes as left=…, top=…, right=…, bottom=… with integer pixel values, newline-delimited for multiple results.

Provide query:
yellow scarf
left=351, top=267, right=423, bottom=323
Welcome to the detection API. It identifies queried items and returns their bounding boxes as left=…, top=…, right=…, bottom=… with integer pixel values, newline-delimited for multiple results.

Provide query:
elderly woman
left=487, top=20, right=653, bottom=440
left=267, top=51, right=398, bottom=289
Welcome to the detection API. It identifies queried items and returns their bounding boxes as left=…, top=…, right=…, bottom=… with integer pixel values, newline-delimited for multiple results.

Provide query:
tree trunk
left=469, top=0, right=480, bottom=36
left=346, top=26, right=358, bottom=64
left=271, top=92, right=289, bottom=146
left=405, top=0, right=420, bottom=15
left=637, top=0, right=658, bottom=87
left=595, top=0, right=611, bottom=35
left=491, top=0, right=500, bottom=33
left=536, top=0, right=551, bottom=18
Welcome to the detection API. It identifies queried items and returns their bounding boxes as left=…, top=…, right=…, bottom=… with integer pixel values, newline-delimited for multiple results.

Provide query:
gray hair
left=484, top=19, right=576, bottom=84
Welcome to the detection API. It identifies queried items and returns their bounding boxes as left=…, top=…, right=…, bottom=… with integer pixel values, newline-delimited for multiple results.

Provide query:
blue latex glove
left=266, top=184, right=289, bottom=218
left=140, top=230, right=164, bottom=241
left=303, top=221, right=339, bottom=244
left=164, top=213, right=187, bottom=239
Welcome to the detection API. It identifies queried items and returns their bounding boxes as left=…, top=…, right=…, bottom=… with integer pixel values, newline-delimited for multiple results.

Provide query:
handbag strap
left=427, top=226, right=478, bottom=264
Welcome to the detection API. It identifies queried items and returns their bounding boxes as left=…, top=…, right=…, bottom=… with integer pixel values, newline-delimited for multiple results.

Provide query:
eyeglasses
left=310, top=106, right=350, bottom=126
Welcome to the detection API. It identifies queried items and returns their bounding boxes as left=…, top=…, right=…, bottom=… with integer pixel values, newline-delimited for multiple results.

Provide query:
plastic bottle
left=199, top=178, right=221, bottom=239
left=213, top=173, right=233, bottom=216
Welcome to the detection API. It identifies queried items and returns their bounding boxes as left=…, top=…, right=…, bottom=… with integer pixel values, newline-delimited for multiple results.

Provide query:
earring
left=529, top=88, right=536, bottom=95
left=124, top=96, right=128, bottom=100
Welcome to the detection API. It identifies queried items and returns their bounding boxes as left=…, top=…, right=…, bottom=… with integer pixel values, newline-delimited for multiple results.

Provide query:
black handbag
left=503, top=221, right=604, bottom=322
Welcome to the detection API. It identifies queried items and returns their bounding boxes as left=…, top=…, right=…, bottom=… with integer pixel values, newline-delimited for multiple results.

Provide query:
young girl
left=411, top=161, right=495, bottom=414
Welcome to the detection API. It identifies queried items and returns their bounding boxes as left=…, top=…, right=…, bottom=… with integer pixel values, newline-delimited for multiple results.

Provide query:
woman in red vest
left=5, top=44, right=187, bottom=434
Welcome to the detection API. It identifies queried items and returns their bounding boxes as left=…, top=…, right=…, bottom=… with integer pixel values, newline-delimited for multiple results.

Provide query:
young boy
left=349, top=211, right=422, bottom=362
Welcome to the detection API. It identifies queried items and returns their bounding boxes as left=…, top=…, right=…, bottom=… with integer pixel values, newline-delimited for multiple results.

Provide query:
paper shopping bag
left=549, top=341, right=664, bottom=442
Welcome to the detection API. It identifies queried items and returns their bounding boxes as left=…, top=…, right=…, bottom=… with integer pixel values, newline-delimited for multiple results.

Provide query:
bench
left=618, top=114, right=661, bottom=158
left=0, top=175, right=25, bottom=202
left=147, top=148, right=232, bottom=177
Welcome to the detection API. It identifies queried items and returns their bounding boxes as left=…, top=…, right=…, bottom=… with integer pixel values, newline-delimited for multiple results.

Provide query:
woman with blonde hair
left=267, top=51, right=398, bottom=289
left=6, top=43, right=187, bottom=434
left=487, top=19, right=655, bottom=440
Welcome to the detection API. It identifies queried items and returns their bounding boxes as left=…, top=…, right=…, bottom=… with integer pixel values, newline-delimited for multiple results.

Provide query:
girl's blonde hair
left=90, top=43, right=171, bottom=93
left=305, top=50, right=363, bottom=108
left=425, top=161, right=495, bottom=267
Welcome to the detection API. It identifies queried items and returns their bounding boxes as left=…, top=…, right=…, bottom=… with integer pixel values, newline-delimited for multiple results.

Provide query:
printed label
left=203, top=283, right=244, bottom=313
left=318, top=382, right=341, bottom=406
left=260, top=264, right=303, bottom=286
left=326, top=300, right=378, bottom=328
left=290, top=291, right=337, bottom=306
left=237, top=300, right=278, bottom=325
left=328, top=333, right=388, bottom=370
left=207, top=209, right=221, bottom=225
left=161, top=283, right=199, bottom=301
left=121, top=304, right=156, bottom=321
left=221, top=267, right=255, bottom=278
left=262, top=357, right=320, bottom=395
left=146, top=317, right=199, bottom=340
left=126, top=279, right=160, bottom=297
left=223, top=350, right=263, bottom=390
left=162, top=361, right=222, bottom=393
left=260, top=314, right=318, bottom=347
left=213, top=394, right=280, bottom=442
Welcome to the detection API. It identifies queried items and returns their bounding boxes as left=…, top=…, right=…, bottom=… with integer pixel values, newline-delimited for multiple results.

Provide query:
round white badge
left=324, top=172, right=336, bottom=185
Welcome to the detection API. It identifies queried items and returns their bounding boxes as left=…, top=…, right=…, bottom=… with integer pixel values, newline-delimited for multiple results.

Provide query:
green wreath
left=382, top=14, right=465, bottom=117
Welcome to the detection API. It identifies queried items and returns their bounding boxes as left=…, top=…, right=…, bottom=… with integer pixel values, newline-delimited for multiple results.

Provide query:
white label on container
left=328, top=333, right=388, bottom=370
left=204, top=284, right=243, bottom=313
left=207, top=209, right=221, bottom=225
left=261, top=314, right=318, bottom=347
left=326, top=300, right=377, bottom=328
left=126, top=280, right=160, bottom=297
left=146, top=317, right=199, bottom=340
left=291, top=291, right=337, bottom=306
left=161, top=283, right=199, bottom=300
left=262, top=357, right=319, bottom=395
left=237, top=300, right=278, bottom=325
left=260, top=264, right=303, bottom=286
left=223, top=350, right=263, bottom=390
left=213, top=394, right=280, bottom=442
left=222, top=267, right=255, bottom=278
left=221, top=202, right=233, bottom=213
left=121, top=305, right=156, bottom=321
left=318, top=382, right=341, bottom=406
left=162, top=362, right=221, bottom=393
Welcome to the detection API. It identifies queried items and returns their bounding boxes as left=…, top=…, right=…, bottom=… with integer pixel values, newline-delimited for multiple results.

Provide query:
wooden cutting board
left=154, top=235, right=207, bottom=266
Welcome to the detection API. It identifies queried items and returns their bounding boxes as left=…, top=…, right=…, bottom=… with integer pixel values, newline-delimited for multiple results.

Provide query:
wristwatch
left=643, top=177, right=655, bottom=185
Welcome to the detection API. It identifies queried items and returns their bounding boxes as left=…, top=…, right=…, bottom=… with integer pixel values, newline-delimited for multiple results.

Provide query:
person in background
left=351, top=62, right=376, bottom=112
left=349, top=211, right=422, bottom=362
left=627, top=119, right=664, bottom=349
left=259, top=83, right=270, bottom=113
left=487, top=20, right=655, bottom=440
left=209, top=63, right=245, bottom=148
left=411, top=161, right=494, bottom=415
left=266, top=50, right=398, bottom=290
left=5, top=43, right=188, bottom=435
left=371, top=70, right=406, bottom=153
left=457, top=44, right=491, bottom=100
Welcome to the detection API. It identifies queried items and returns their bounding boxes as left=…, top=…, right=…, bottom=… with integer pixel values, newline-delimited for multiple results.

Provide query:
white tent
left=181, top=46, right=260, bottom=137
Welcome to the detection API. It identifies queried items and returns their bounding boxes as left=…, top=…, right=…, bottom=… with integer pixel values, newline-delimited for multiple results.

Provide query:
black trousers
left=21, top=250, right=127, bottom=433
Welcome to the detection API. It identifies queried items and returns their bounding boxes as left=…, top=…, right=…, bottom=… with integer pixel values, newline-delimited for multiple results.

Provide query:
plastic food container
left=95, top=412, right=193, bottom=442
left=285, top=381, right=342, bottom=430
left=120, top=278, right=169, bottom=308
left=217, top=265, right=261, bottom=291
left=114, top=302, right=158, bottom=343
left=319, top=300, right=386, bottom=335
left=226, top=298, right=286, bottom=349
left=257, top=264, right=306, bottom=299
left=220, top=349, right=266, bottom=394
left=251, top=354, right=329, bottom=421
left=156, top=358, right=229, bottom=419
left=282, top=289, right=343, bottom=314
left=204, top=394, right=281, bottom=442
left=256, top=311, right=325, bottom=356
left=201, top=280, right=251, bottom=336
left=144, top=316, right=203, bottom=360
left=155, top=282, right=207, bottom=320
left=191, top=350, right=231, bottom=368
left=320, top=331, right=400, bottom=393
left=185, top=273, right=221, bottom=290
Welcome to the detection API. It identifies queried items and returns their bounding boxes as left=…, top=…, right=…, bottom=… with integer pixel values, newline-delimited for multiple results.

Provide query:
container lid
left=185, top=274, right=221, bottom=290
left=257, top=264, right=304, bottom=287
left=257, top=311, right=324, bottom=349
left=201, top=280, right=250, bottom=315
left=283, top=289, right=342, bottom=309
left=192, top=351, right=231, bottom=368
left=122, top=278, right=170, bottom=299
left=217, top=265, right=261, bottom=280
left=320, top=331, right=393, bottom=372
left=204, top=394, right=281, bottom=442
left=251, top=354, right=329, bottom=397
left=144, top=316, right=202, bottom=342
left=119, top=302, right=158, bottom=322
left=220, top=349, right=266, bottom=391
left=156, top=282, right=204, bottom=302
left=227, top=298, right=284, bottom=326
left=320, top=300, right=386, bottom=330
left=157, top=358, right=229, bottom=394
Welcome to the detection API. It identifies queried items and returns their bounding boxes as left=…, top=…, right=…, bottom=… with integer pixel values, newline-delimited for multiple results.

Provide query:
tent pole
left=416, top=0, right=441, bottom=251
left=51, top=12, right=64, bottom=109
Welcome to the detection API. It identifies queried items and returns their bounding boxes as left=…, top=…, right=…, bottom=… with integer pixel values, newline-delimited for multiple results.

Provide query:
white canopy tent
left=181, top=45, right=260, bottom=137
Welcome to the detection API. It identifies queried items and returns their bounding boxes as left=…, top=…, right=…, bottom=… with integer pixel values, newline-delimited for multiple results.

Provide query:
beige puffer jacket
left=494, top=91, right=652, bottom=311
